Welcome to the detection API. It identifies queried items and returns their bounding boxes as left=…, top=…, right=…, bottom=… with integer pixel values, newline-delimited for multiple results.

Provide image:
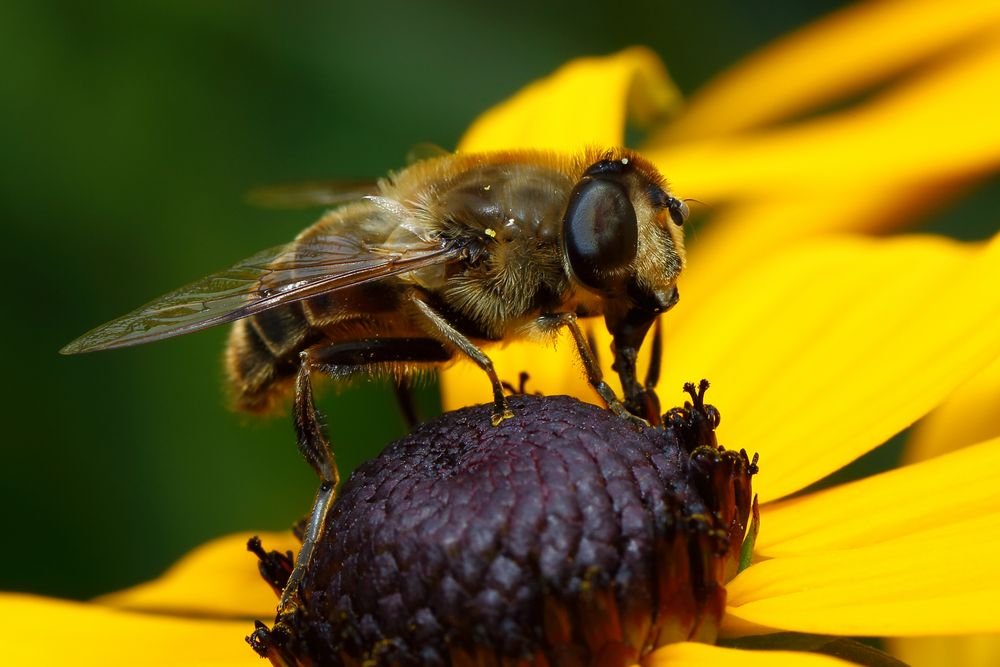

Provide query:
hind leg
left=249, top=338, right=451, bottom=664
left=248, top=352, right=338, bottom=665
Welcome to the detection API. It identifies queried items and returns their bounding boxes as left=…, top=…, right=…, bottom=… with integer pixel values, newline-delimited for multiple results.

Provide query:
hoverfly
left=62, top=147, right=687, bottom=630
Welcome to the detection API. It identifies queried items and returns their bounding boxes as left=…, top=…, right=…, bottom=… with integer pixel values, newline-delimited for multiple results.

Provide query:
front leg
left=537, top=312, right=647, bottom=428
left=614, top=317, right=663, bottom=426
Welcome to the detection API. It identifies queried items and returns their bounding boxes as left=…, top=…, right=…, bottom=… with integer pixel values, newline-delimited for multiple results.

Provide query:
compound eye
left=563, top=177, right=638, bottom=291
left=667, top=196, right=689, bottom=226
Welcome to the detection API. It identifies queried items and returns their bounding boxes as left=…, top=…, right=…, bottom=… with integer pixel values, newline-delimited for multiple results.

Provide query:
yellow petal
left=458, top=47, right=680, bottom=153
left=654, top=232, right=1000, bottom=502
left=887, top=635, right=1000, bottom=667
left=895, top=364, right=1000, bottom=664
left=652, top=32, right=1000, bottom=203
left=904, top=354, right=1000, bottom=463
left=723, top=513, right=1000, bottom=637
left=440, top=330, right=605, bottom=412
left=755, top=435, right=1000, bottom=556
left=446, top=232, right=1000, bottom=481
left=2, top=593, right=253, bottom=666
left=445, top=52, right=679, bottom=405
left=641, top=642, right=855, bottom=667
left=96, top=531, right=297, bottom=619
left=677, top=192, right=921, bottom=319
left=662, top=0, right=1000, bottom=141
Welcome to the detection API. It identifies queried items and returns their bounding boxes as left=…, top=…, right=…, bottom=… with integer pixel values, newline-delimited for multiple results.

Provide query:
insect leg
left=411, top=297, right=513, bottom=426
left=393, top=380, right=421, bottom=431
left=311, top=337, right=451, bottom=430
left=539, top=312, right=647, bottom=427
left=251, top=352, right=340, bottom=662
left=645, top=316, right=663, bottom=390
left=613, top=324, right=664, bottom=426
left=266, top=338, right=453, bottom=647
left=275, top=352, right=339, bottom=622
left=632, top=317, right=663, bottom=425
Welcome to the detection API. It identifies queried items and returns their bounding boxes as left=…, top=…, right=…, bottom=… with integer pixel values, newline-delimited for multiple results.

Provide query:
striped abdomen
left=225, top=301, right=316, bottom=413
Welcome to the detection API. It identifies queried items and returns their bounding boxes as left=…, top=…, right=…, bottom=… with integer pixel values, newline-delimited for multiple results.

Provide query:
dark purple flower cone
left=251, top=386, right=757, bottom=667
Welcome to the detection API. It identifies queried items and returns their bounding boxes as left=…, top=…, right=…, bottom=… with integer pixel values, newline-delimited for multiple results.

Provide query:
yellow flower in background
left=6, top=0, right=1000, bottom=664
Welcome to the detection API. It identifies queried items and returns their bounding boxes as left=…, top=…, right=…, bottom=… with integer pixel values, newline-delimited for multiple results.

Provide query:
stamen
left=246, top=536, right=294, bottom=599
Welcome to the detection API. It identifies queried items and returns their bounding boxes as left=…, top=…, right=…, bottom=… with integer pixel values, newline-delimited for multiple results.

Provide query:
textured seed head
left=252, top=388, right=757, bottom=667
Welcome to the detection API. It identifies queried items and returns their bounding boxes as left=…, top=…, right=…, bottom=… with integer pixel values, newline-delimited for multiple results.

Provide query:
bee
left=61, top=147, right=687, bottom=629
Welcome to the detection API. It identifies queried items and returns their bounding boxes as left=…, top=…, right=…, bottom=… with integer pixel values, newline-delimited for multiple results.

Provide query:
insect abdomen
left=226, top=302, right=314, bottom=413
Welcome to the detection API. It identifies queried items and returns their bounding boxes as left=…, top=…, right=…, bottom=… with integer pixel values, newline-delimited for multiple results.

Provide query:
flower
left=245, top=393, right=758, bottom=664
left=8, top=0, right=1000, bottom=664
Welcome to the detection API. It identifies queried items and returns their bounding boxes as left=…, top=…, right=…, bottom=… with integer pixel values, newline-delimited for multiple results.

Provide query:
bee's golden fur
left=226, top=148, right=685, bottom=413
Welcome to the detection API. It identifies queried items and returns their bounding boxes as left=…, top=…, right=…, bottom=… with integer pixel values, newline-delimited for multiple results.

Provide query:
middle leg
left=412, top=297, right=513, bottom=426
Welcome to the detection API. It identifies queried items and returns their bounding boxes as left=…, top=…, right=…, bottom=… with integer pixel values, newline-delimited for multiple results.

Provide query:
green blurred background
left=1, top=0, right=927, bottom=600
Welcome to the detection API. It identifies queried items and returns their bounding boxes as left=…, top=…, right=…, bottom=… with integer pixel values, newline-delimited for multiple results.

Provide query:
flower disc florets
left=251, top=383, right=757, bottom=666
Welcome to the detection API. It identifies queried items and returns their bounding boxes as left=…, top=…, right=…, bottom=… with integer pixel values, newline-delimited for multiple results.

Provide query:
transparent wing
left=245, top=146, right=451, bottom=209
left=405, top=142, right=450, bottom=164
left=245, top=179, right=380, bottom=209
left=62, top=234, right=460, bottom=354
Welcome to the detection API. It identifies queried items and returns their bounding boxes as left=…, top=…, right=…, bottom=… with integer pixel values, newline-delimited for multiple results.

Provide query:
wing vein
left=62, top=240, right=461, bottom=354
